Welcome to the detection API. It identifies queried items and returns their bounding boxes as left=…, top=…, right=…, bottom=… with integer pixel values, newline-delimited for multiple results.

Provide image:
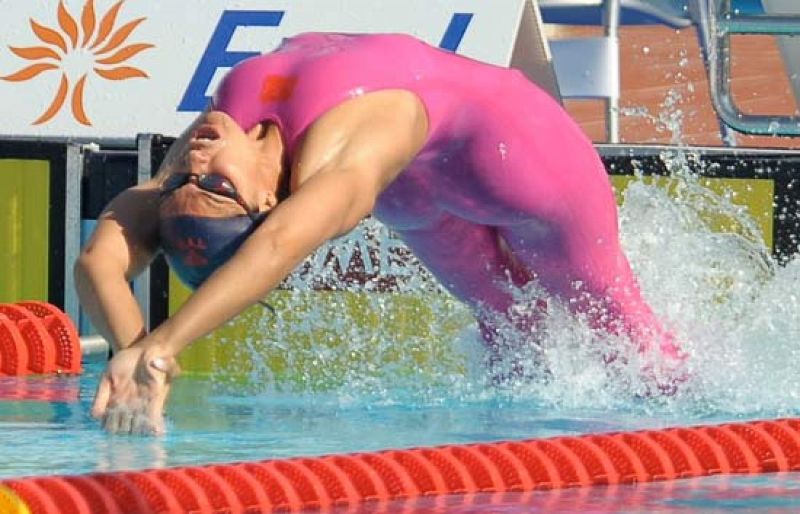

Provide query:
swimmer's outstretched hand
left=91, top=343, right=180, bottom=436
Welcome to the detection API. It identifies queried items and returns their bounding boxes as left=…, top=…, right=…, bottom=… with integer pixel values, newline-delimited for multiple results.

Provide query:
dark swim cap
left=160, top=214, right=261, bottom=290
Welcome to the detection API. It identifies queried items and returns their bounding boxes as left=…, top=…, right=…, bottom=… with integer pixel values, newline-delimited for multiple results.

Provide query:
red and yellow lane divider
left=0, top=484, right=31, bottom=514
left=1, top=417, right=799, bottom=513
left=0, top=302, right=80, bottom=376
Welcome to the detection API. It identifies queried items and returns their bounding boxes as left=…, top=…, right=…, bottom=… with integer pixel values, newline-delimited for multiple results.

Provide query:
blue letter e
left=178, top=11, right=284, bottom=112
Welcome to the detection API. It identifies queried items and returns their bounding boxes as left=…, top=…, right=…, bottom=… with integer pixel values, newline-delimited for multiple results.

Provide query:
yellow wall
left=170, top=272, right=471, bottom=386
left=611, top=176, right=774, bottom=249
left=0, top=160, right=50, bottom=303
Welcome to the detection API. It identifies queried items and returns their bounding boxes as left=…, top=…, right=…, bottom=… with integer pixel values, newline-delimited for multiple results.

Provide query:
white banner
left=0, top=0, right=552, bottom=139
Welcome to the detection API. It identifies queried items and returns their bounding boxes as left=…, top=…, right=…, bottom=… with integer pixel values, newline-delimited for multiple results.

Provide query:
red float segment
left=0, top=318, right=28, bottom=376
left=17, top=302, right=81, bottom=374
left=0, top=305, right=55, bottom=375
left=60, top=475, right=124, bottom=514
left=3, top=418, right=800, bottom=514
left=0, top=302, right=81, bottom=376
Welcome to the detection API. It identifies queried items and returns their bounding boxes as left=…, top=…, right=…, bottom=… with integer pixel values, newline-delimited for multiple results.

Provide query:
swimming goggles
left=160, top=172, right=275, bottom=314
left=161, top=173, right=261, bottom=221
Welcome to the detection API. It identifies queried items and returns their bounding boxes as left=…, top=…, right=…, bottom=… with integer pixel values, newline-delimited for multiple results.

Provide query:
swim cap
left=159, top=214, right=261, bottom=290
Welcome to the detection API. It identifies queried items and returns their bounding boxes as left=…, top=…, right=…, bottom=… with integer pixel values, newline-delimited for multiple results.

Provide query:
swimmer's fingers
left=146, top=387, right=169, bottom=436
left=101, top=403, right=124, bottom=434
left=118, top=405, right=137, bottom=434
left=102, top=394, right=153, bottom=435
left=97, top=352, right=178, bottom=435
left=115, top=390, right=167, bottom=436
left=91, top=372, right=112, bottom=419
left=104, top=406, right=134, bottom=434
left=145, top=359, right=178, bottom=436
left=94, top=347, right=140, bottom=424
left=99, top=383, right=133, bottom=433
left=132, top=411, right=159, bottom=436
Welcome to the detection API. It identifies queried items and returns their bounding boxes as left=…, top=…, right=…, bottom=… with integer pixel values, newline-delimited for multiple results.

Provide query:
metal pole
left=720, top=15, right=800, bottom=35
left=603, top=0, right=621, bottom=143
left=132, top=135, right=153, bottom=331
left=63, top=144, right=83, bottom=327
left=79, top=335, right=109, bottom=356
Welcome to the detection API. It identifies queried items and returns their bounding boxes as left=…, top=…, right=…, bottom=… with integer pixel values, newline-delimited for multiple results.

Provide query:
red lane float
left=0, top=302, right=81, bottom=376
left=17, top=302, right=81, bottom=375
left=2, top=417, right=800, bottom=514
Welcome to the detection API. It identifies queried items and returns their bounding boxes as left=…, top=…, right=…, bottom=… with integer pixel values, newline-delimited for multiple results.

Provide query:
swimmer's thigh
left=496, top=167, right=643, bottom=319
left=397, top=213, right=529, bottom=313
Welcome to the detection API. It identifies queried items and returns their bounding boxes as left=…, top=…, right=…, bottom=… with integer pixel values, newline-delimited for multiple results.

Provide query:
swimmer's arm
left=78, top=108, right=206, bottom=351
left=145, top=90, right=428, bottom=357
left=74, top=182, right=161, bottom=352
left=143, top=169, right=378, bottom=357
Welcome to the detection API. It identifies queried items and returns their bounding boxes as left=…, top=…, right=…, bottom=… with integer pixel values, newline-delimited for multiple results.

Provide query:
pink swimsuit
left=213, top=33, right=681, bottom=360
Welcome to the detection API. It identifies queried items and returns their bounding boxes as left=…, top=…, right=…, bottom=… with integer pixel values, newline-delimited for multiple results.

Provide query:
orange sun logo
left=2, top=0, right=154, bottom=126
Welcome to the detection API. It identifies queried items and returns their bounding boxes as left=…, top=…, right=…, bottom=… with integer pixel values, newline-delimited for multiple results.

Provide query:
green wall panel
left=169, top=272, right=471, bottom=386
left=0, top=160, right=50, bottom=303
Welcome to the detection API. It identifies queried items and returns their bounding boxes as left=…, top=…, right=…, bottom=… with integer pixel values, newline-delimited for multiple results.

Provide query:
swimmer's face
left=169, top=110, right=283, bottom=217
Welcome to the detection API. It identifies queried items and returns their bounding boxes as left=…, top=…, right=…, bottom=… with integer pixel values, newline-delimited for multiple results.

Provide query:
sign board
left=0, top=0, right=554, bottom=139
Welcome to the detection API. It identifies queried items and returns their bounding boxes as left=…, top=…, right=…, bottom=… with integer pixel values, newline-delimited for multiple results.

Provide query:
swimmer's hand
left=91, top=343, right=180, bottom=436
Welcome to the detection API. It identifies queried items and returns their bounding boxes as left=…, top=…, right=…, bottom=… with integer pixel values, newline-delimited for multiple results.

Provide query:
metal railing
left=698, top=0, right=800, bottom=136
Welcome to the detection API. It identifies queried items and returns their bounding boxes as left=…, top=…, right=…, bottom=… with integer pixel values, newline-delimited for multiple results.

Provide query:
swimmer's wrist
left=137, top=334, right=181, bottom=376
left=137, top=332, right=179, bottom=359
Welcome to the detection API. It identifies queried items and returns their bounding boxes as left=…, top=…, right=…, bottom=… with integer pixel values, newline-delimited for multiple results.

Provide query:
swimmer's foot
left=636, top=353, right=691, bottom=398
left=488, top=359, right=552, bottom=388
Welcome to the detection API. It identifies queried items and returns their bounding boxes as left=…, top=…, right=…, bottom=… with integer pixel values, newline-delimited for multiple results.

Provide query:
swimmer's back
left=213, top=32, right=589, bottom=158
left=214, top=32, right=606, bottom=229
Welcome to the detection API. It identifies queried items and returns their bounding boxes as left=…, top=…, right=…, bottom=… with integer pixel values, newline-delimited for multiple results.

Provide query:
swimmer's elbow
left=76, top=242, right=147, bottom=282
left=74, top=255, right=108, bottom=294
left=74, top=252, right=120, bottom=283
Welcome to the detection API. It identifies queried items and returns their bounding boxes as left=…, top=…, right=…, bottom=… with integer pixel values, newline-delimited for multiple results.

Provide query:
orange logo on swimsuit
left=1, top=0, right=153, bottom=126
left=260, top=75, right=297, bottom=103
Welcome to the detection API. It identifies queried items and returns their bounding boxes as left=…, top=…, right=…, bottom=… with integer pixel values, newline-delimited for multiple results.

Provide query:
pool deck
left=550, top=24, right=800, bottom=149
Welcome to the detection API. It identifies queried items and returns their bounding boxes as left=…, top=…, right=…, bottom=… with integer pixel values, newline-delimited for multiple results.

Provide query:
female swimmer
left=76, top=33, right=684, bottom=435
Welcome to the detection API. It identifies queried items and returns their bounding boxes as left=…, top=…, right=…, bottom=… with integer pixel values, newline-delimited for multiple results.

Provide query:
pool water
left=3, top=171, right=800, bottom=512
left=0, top=359, right=729, bottom=478
left=2, top=359, right=800, bottom=513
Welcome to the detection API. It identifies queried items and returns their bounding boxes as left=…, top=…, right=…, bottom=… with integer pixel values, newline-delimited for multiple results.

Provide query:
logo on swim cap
left=160, top=215, right=258, bottom=290
left=174, top=237, right=209, bottom=267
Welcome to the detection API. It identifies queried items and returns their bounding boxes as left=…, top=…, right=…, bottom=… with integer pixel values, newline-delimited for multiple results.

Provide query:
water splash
left=620, top=89, right=688, bottom=145
left=209, top=155, right=800, bottom=420
left=617, top=159, right=798, bottom=417
left=479, top=157, right=799, bottom=418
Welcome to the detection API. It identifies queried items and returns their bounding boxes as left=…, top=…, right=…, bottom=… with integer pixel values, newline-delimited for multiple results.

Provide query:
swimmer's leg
left=497, top=218, right=679, bottom=357
left=397, top=214, right=546, bottom=380
left=496, top=192, right=687, bottom=394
